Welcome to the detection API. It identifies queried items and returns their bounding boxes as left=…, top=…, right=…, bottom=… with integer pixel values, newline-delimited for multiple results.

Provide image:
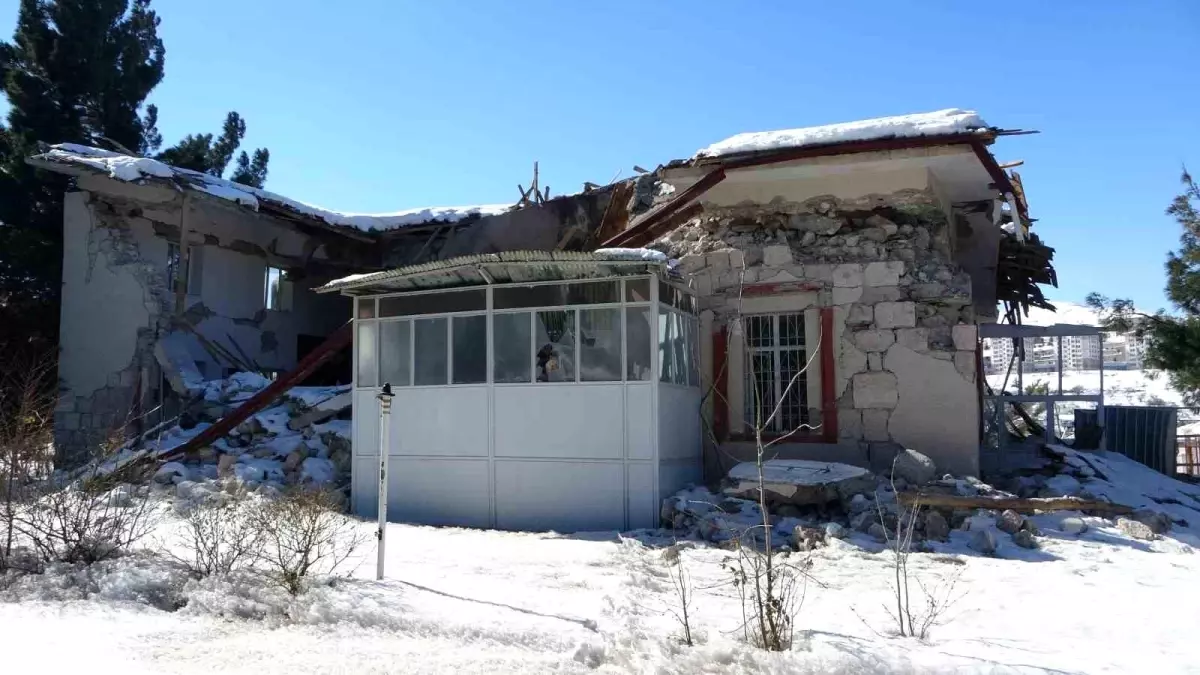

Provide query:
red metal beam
left=601, top=168, right=725, bottom=248
left=820, top=307, right=838, bottom=443
left=159, top=321, right=353, bottom=463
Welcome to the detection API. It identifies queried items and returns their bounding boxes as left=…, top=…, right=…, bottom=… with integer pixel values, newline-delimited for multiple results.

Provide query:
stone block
left=855, top=329, right=895, bottom=353
left=859, top=286, right=903, bottom=304
left=706, top=250, right=731, bottom=275
left=763, top=244, right=793, bottom=267
left=852, top=372, right=899, bottom=409
left=952, top=324, right=978, bottom=350
left=761, top=269, right=799, bottom=284
left=894, top=327, right=929, bottom=352
left=679, top=254, right=706, bottom=273
left=864, top=261, right=904, bottom=287
left=694, top=272, right=712, bottom=296
left=832, top=263, right=864, bottom=288
left=839, top=408, right=863, bottom=440
left=832, top=285, right=862, bottom=305
left=954, top=351, right=976, bottom=382
left=868, top=353, right=883, bottom=371
left=875, top=301, right=916, bottom=329
left=846, top=304, right=873, bottom=327
left=862, top=409, right=890, bottom=441
left=837, top=339, right=867, bottom=397
left=728, top=249, right=745, bottom=270
left=805, top=264, right=834, bottom=284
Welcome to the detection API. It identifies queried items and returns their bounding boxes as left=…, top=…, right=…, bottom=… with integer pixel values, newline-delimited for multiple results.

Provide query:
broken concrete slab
left=726, top=459, right=876, bottom=506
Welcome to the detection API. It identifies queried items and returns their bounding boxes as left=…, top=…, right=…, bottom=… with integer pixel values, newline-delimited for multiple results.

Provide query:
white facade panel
left=659, top=459, right=703, bottom=500
left=353, top=389, right=379, bottom=458
left=625, top=384, right=654, bottom=460
left=494, top=460, right=625, bottom=531
left=658, top=384, right=703, bottom=461
left=388, top=458, right=491, bottom=527
left=392, top=386, right=489, bottom=457
left=494, top=385, right=624, bottom=459
left=627, top=462, right=657, bottom=530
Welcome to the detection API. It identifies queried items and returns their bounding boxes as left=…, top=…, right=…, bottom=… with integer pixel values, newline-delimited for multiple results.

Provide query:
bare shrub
left=252, top=487, right=365, bottom=595
left=0, top=353, right=56, bottom=570
left=875, top=469, right=967, bottom=640
left=11, top=479, right=157, bottom=568
left=722, top=541, right=811, bottom=651
left=168, top=496, right=262, bottom=578
left=662, top=543, right=696, bottom=646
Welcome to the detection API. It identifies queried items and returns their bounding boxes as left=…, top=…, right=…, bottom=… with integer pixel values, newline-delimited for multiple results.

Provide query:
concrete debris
left=1117, top=517, right=1159, bottom=541
left=969, top=529, right=998, bottom=556
left=923, top=510, right=950, bottom=541
left=1012, top=528, right=1038, bottom=549
left=792, top=525, right=827, bottom=551
left=1060, top=517, right=1088, bottom=535
left=725, top=460, right=876, bottom=506
left=996, top=509, right=1025, bottom=535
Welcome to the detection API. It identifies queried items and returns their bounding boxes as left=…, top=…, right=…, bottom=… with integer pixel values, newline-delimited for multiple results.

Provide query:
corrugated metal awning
left=317, top=250, right=670, bottom=295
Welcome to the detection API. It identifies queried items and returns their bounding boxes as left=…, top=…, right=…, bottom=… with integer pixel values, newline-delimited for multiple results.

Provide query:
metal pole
left=376, top=383, right=394, bottom=581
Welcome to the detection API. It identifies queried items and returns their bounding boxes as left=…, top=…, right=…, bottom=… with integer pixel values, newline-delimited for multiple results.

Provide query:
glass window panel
left=414, top=318, right=448, bottom=386
left=672, top=311, right=688, bottom=385
left=659, top=310, right=682, bottom=384
left=580, top=308, right=622, bottom=382
left=658, top=279, right=676, bottom=309
left=746, top=315, right=774, bottom=348
left=356, top=321, right=378, bottom=388
left=356, top=298, right=376, bottom=319
left=493, top=312, right=532, bottom=383
left=779, top=349, right=809, bottom=429
left=535, top=310, right=575, bottom=382
left=452, top=315, right=487, bottom=384
left=744, top=351, right=775, bottom=429
left=626, top=307, right=653, bottom=381
left=779, top=313, right=805, bottom=347
left=379, top=320, right=411, bottom=387
left=495, top=282, right=619, bottom=309
left=379, top=289, right=486, bottom=317
left=566, top=281, right=618, bottom=305
left=625, top=278, right=651, bottom=303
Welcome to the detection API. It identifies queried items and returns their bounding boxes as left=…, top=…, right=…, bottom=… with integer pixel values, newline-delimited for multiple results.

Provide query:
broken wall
left=54, top=180, right=352, bottom=463
left=661, top=178, right=981, bottom=476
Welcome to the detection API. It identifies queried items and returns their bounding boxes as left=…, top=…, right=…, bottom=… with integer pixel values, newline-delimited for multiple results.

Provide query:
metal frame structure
left=979, top=322, right=1106, bottom=473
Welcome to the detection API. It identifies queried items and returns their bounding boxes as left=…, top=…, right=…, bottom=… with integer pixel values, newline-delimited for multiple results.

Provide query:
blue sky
left=3, top=1, right=1198, bottom=311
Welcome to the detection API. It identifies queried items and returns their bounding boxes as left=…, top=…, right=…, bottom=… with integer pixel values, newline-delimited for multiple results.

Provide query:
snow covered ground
left=5, top=450, right=1200, bottom=673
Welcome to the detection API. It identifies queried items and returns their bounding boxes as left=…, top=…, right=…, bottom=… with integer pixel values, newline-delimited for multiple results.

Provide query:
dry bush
left=1, top=354, right=60, bottom=570
left=252, top=487, right=365, bottom=595
left=875, top=469, right=967, bottom=640
left=168, top=496, right=262, bottom=578
left=722, top=541, right=811, bottom=651
left=662, top=544, right=697, bottom=646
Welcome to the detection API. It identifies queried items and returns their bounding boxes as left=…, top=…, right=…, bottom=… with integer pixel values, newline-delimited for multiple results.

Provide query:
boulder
left=824, top=522, right=848, bottom=539
left=996, top=509, right=1025, bottom=535
left=1060, top=516, right=1088, bottom=535
left=217, top=453, right=236, bottom=478
left=850, top=510, right=875, bottom=533
left=1117, top=517, right=1159, bottom=541
left=1039, top=474, right=1082, bottom=498
left=847, top=493, right=872, bottom=514
left=792, top=525, right=827, bottom=551
left=153, top=461, right=188, bottom=485
left=891, top=448, right=937, bottom=486
left=1012, top=529, right=1038, bottom=550
left=1131, top=508, right=1171, bottom=535
left=969, top=529, right=998, bottom=555
left=726, top=460, right=875, bottom=506
left=867, top=522, right=889, bottom=542
left=923, top=510, right=950, bottom=541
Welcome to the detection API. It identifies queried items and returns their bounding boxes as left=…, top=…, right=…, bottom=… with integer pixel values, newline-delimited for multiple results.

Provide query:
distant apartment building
left=983, top=331, right=1144, bottom=374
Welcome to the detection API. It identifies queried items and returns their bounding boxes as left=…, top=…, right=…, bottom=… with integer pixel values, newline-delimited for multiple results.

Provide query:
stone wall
left=659, top=188, right=981, bottom=476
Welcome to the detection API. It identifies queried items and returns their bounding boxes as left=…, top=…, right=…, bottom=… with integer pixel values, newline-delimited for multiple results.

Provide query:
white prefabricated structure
left=320, top=251, right=702, bottom=532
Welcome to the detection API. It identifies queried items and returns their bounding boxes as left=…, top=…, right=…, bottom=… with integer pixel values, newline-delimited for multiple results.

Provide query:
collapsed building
left=32, top=108, right=1056, bottom=531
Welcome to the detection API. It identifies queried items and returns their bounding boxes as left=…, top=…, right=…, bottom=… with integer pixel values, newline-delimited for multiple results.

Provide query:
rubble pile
left=662, top=443, right=1185, bottom=556
left=121, top=373, right=353, bottom=499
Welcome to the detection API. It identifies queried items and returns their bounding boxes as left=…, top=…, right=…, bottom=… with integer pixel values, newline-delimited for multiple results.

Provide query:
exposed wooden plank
left=601, top=169, right=725, bottom=248
left=897, top=491, right=1134, bottom=516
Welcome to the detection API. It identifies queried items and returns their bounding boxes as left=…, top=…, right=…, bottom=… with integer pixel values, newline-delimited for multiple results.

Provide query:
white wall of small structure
left=349, top=275, right=702, bottom=533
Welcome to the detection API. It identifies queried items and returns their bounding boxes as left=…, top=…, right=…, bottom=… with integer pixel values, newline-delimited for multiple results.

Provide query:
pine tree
left=1089, top=170, right=1200, bottom=405
left=0, top=0, right=165, bottom=349
left=156, top=110, right=270, bottom=187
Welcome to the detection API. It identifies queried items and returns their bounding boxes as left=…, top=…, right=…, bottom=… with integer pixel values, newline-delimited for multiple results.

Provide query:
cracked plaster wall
left=54, top=185, right=350, bottom=462
left=660, top=176, right=982, bottom=476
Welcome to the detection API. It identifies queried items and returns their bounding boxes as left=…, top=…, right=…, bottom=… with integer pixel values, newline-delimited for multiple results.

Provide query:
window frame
left=352, top=276, right=689, bottom=389
left=742, top=312, right=809, bottom=434
left=264, top=265, right=285, bottom=311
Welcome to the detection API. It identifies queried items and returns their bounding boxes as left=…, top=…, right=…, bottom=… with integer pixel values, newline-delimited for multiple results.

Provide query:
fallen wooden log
left=897, top=491, right=1133, bottom=515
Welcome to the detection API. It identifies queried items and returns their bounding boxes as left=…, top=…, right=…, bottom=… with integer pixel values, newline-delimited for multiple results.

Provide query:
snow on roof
left=694, top=108, right=990, bottom=159
left=36, top=143, right=511, bottom=233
